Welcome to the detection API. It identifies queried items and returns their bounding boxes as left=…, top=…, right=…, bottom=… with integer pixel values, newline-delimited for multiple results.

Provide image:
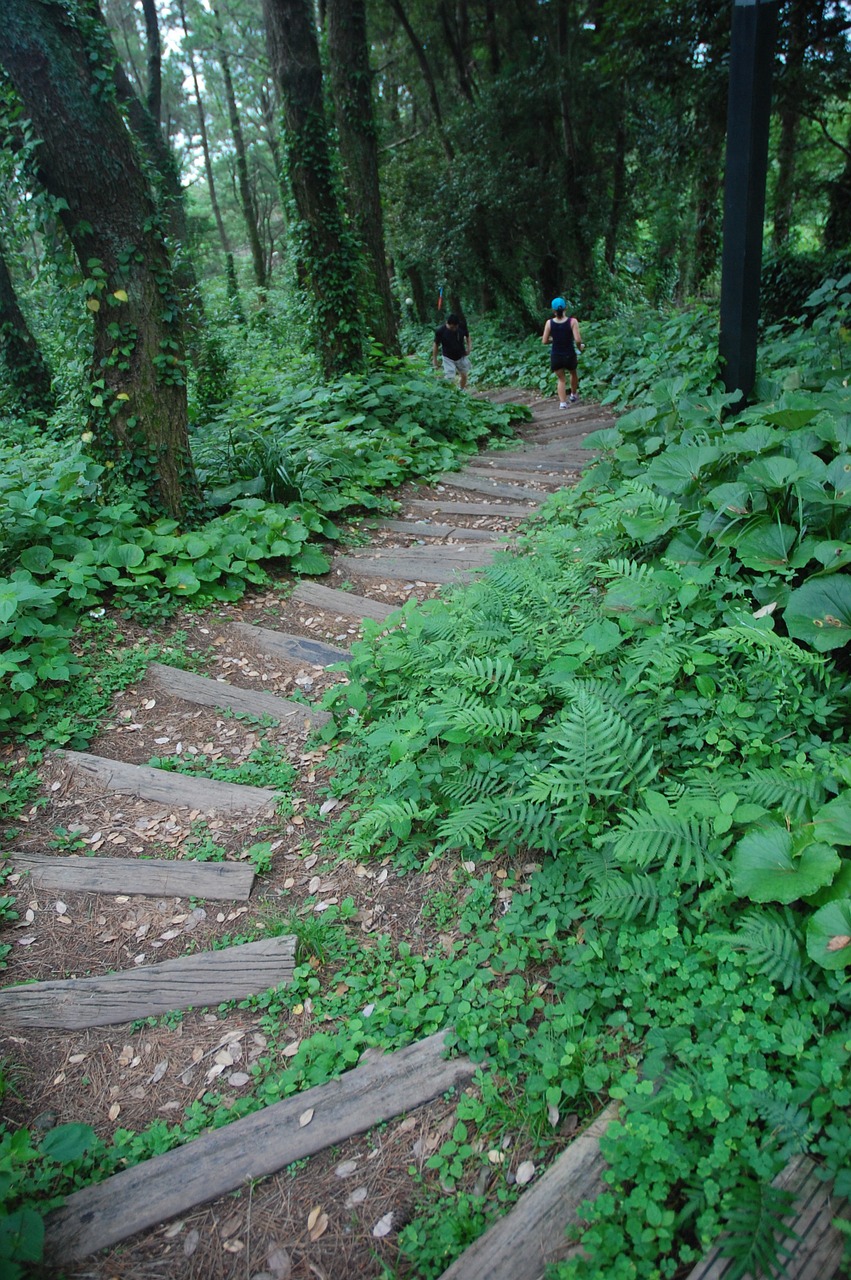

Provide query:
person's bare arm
left=571, top=317, right=583, bottom=348
left=464, top=332, right=472, bottom=355
left=542, top=321, right=552, bottom=345
left=432, top=341, right=439, bottom=367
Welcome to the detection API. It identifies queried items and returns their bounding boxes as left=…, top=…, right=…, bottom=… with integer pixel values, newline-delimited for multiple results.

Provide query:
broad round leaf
left=733, top=520, right=797, bottom=571
left=813, top=793, right=851, bottom=845
left=41, top=1121, right=97, bottom=1163
left=106, top=543, right=145, bottom=569
left=19, top=545, right=55, bottom=574
left=731, top=825, right=841, bottom=903
left=806, top=899, right=851, bottom=970
left=783, top=576, right=851, bottom=652
left=164, top=565, right=201, bottom=594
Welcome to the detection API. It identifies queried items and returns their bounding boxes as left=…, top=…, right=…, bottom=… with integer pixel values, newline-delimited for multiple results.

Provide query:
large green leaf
left=163, top=564, right=201, bottom=595
left=645, top=445, right=722, bottom=494
left=812, top=541, right=851, bottom=573
left=826, top=455, right=851, bottom=504
left=106, top=543, right=145, bottom=569
left=741, top=456, right=803, bottom=491
left=731, top=825, right=841, bottom=903
left=812, top=792, right=851, bottom=845
left=40, top=1121, right=96, bottom=1162
left=805, top=899, right=851, bottom=970
left=783, top=576, right=851, bottom=651
left=731, top=520, right=797, bottom=571
left=18, top=545, right=55, bottom=574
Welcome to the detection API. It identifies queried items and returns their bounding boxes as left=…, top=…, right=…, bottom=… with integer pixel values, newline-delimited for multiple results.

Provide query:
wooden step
left=376, top=520, right=499, bottom=541
left=149, top=661, right=332, bottom=724
left=436, top=472, right=547, bottom=503
left=469, top=446, right=587, bottom=473
left=57, top=751, right=279, bottom=815
left=685, top=1154, right=851, bottom=1280
left=478, top=387, right=532, bottom=404
left=438, top=1102, right=617, bottom=1280
left=230, top=622, right=350, bottom=670
left=9, top=851, right=255, bottom=900
left=292, top=580, right=396, bottom=622
left=0, top=934, right=295, bottom=1029
left=337, top=545, right=495, bottom=585
left=458, top=465, right=562, bottom=486
left=525, top=418, right=612, bottom=444
left=44, top=1028, right=477, bottom=1265
left=404, top=499, right=536, bottom=518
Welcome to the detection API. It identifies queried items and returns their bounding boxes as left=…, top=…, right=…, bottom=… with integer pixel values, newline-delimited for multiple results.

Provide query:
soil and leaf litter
left=3, top=298, right=851, bottom=1279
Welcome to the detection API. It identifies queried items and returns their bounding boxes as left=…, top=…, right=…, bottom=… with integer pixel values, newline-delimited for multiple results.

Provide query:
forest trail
left=3, top=390, right=842, bottom=1279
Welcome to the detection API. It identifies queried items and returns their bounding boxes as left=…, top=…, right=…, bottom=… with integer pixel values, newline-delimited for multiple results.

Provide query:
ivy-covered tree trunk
left=326, top=0, right=399, bottom=355
left=262, top=0, right=363, bottom=375
left=0, top=0, right=198, bottom=518
left=0, top=236, right=54, bottom=414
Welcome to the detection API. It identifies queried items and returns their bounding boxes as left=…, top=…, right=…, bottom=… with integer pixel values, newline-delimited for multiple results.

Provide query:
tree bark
left=326, top=0, right=399, bottom=355
left=0, top=235, right=54, bottom=414
left=140, top=0, right=161, bottom=124
left=386, top=0, right=454, bottom=161
left=262, top=0, right=363, bottom=374
left=772, top=0, right=807, bottom=249
left=211, top=1, right=267, bottom=296
left=0, top=0, right=198, bottom=517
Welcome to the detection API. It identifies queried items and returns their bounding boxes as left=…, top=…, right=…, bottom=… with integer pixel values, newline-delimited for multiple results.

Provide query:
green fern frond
left=596, top=557, right=655, bottom=581
left=717, top=1178, right=797, bottom=1280
left=451, top=654, right=524, bottom=694
left=351, top=797, right=437, bottom=847
left=589, top=872, right=661, bottom=922
left=448, top=703, right=525, bottom=738
left=705, top=622, right=828, bottom=669
left=436, top=800, right=501, bottom=851
left=752, top=1094, right=815, bottom=1158
left=492, top=801, right=565, bottom=853
left=711, top=909, right=815, bottom=997
left=607, top=808, right=726, bottom=884
left=737, top=766, right=826, bottom=821
left=527, top=686, right=657, bottom=807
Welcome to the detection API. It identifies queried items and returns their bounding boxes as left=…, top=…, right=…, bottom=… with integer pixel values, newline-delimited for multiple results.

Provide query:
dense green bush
left=761, top=246, right=851, bottom=326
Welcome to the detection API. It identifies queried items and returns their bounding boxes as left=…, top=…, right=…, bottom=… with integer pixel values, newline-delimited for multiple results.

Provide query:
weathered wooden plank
left=459, top=465, right=562, bottom=486
left=439, top=1102, right=617, bottom=1280
left=44, top=1029, right=477, bottom=1264
left=0, top=935, right=295, bottom=1030
left=686, top=1154, right=851, bottom=1280
left=469, top=447, right=585, bottom=473
left=436, top=472, right=547, bottom=502
left=292, top=581, right=396, bottom=622
left=338, top=546, right=494, bottom=584
left=57, top=751, right=279, bottom=815
left=404, top=499, right=536, bottom=518
left=376, top=520, right=499, bottom=541
left=148, top=662, right=332, bottom=724
left=230, top=623, right=350, bottom=671
left=478, top=387, right=532, bottom=404
left=524, top=419, right=612, bottom=444
left=9, top=852, right=255, bottom=900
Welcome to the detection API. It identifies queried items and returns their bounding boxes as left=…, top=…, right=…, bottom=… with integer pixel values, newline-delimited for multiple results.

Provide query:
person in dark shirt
left=432, top=313, right=472, bottom=389
left=542, top=297, right=584, bottom=406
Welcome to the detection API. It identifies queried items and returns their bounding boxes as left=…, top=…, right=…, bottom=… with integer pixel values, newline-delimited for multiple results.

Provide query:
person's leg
left=458, top=356, right=470, bottom=390
left=442, top=355, right=457, bottom=380
left=570, top=368, right=579, bottom=395
left=556, top=369, right=567, bottom=403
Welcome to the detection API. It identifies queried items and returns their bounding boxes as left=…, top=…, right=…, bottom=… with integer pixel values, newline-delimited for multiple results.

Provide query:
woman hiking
left=542, top=297, right=583, bottom=407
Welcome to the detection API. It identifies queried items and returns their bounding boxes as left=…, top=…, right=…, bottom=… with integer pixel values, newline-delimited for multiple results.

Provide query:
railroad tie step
left=57, top=750, right=280, bottom=814
left=229, top=622, right=351, bottom=669
left=0, top=934, right=296, bottom=1029
left=292, top=580, right=396, bottom=622
left=149, top=661, right=332, bottom=723
left=337, top=545, right=495, bottom=585
left=376, top=519, right=500, bottom=541
left=436, top=471, right=547, bottom=503
left=9, top=851, right=256, bottom=901
left=404, top=498, right=537, bottom=518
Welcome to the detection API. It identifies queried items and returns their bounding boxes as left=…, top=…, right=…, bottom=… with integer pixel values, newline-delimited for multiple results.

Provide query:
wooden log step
left=404, top=499, right=536, bottom=518
left=0, top=934, right=295, bottom=1030
left=148, top=661, right=332, bottom=724
left=376, top=520, right=499, bottom=541
left=9, top=852, right=255, bottom=900
left=478, top=387, right=532, bottom=404
left=436, top=472, right=547, bottom=503
left=337, top=546, right=494, bottom=585
left=685, top=1153, right=851, bottom=1280
left=44, top=1028, right=477, bottom=1265
left=230, top=623, right=350, bottom=671
left=458, top=465, right=563, bottom=486
left=438, top=1102, right=617, bottom=1280
left=525, top=418, right=612, bottom=444
left=57, top=751, right=279, bottom=815
left=469, top=446, right=586, bottom=472
left=292, top=580, right=396, bottom=622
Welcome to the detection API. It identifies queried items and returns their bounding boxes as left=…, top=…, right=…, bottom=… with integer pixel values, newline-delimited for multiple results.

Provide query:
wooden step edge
left=44, top=1028, right=479, bottom=1264
left=57, top=750, right=280, bottom=815
left=8, top=851, right=256, bottom=901
left=229, top=623, right=351, bottom=669
left=0, top=934, right=295, bottom=1030
left=685, top=1153, right=851, bottom=1280
left=437, top=1101, right=618, bottom=1280
left=375, top=520, right=500, bottom=542
left=292, top=580, right=396, bottom=622
left=149, top=661, right=333, bottom=724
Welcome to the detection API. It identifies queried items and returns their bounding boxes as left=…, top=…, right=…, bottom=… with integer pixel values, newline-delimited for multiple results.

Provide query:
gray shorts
left=442, top=355, right=471, bottom=378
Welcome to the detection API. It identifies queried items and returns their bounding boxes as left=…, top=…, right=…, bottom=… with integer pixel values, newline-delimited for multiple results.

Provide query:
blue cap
left=551, top=297, right=566, bottom=310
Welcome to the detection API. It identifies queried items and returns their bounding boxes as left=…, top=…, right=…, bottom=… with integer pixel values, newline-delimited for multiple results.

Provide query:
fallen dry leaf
left=516, top=1160, right=536, bottom=1185
left=282, top=1040, right=301, bottom=1058
left=299, top=1107, right=315, bottom=1128
left=108, top=1103, right=121, bottom=1122
left=372, top=1212, right=394, bottom=1239
left=334, top=1159, right=359, bottom=1178
left=345, top=1186, right=367, bottom=1208
left=183, top=1229, right=200, bottom=1257
left=266, top=1243, right=293, bottom=1279
left=827, top=934, right=851, bottom=952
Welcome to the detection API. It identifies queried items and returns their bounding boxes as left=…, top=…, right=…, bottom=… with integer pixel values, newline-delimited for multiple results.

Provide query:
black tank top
left=550, top=317, right=575, bottom=359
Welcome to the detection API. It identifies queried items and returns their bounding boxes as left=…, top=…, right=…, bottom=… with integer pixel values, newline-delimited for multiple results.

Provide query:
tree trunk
left=438, top=0, right=475, bottom=101
left=771, top=0, right=807, bottom=249
left=386, top=0, right=454, bottom=161
left=211, top=2, right=267, bottom=296
left=604, top=112, right=627, bottom=273
left=262, top=0, right=363, bottom=375
left=0, top=0, right=198, bottom=517
left=326, top=0, right=399, bottom=355
left=823, top=121, right=851, bottom=251
left=0, top=236, right=54, bottom=414
left=140, top=0, right=161, bottom=125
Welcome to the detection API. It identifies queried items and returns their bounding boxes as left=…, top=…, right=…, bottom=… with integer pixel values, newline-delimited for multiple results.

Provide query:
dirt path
left=1, top=392, right=610, bottom=1280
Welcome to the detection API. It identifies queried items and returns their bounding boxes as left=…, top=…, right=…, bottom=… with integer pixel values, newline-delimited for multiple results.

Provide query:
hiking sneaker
left=569, top=393, right=578, bottom=403
left=559, top=401, right=568, bottom=409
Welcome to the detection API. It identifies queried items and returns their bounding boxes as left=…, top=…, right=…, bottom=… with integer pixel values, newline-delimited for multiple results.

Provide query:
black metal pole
left=718, top=0, right=779, bottom=402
